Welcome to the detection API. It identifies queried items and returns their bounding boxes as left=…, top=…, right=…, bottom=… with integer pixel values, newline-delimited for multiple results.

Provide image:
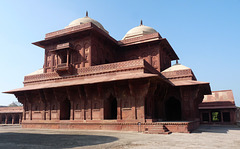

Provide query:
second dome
left=122, top=23, right=157, bottom=40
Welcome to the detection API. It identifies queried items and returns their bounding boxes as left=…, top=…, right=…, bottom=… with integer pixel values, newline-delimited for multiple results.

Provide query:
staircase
left=144, top=124, right=171, bottom=134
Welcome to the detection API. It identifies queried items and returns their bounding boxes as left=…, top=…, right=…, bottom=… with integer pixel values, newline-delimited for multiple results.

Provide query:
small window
left=211, top=111, right=221, bottom=122
left=202, top=113, right=209, bottom=122
left=223, top=112, right=230, bottom=122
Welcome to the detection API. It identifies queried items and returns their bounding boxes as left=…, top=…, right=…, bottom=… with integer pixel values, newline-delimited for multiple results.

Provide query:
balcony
left=55, top=63, right=73, bottom=73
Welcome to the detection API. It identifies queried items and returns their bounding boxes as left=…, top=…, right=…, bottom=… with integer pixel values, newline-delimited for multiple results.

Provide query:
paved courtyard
left=0, top=125, right=240, bottom=149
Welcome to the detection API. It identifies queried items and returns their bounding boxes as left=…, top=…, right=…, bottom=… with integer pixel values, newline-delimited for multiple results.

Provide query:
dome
left=162, top=64, right=190, bottom=72
left=65, top=12, right=108, bottom=33
left=122, top=22, right=157, bottom=40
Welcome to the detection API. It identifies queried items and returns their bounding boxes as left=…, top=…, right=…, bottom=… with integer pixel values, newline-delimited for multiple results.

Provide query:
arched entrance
left=104, top=95, right=117, bottom=119
left=165, top=97, right=181, bottom=121
left=60, top=98, right=71, bottom=120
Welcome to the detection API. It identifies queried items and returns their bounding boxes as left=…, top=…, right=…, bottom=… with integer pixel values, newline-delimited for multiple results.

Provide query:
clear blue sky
left=0, top=0, right=239, bottom=106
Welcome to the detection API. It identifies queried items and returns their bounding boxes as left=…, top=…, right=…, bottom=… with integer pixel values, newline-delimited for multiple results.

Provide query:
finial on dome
left=86, top=11, right=88, bottom=17
left=176, top=60, right=179, bottom=65
left=140, top=20, right=143, bottom=26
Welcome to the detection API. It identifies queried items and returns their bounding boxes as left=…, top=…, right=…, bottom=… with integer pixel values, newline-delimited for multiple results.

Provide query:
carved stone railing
left=77, top=59, right=145, bottom=75
left=45, top=23, right=92, bottom=39
left=24, top=59, right=155, bottom=85
left=55, top=63, right=73, bottom=73
left=118, top=33, right=161, bottom=46
left=162, top=69, right=193, bottom=79
left=24, top=72, right=61, bottom=84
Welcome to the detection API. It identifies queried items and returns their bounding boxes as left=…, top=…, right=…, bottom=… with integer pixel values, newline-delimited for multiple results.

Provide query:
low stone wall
left=21, top=121, right=199, bottom=134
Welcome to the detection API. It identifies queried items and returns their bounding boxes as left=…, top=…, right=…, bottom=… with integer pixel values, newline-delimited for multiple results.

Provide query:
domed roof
left=65, top=12, right=108, bottom=33
left=122, top=21, right=157, bottom=40
left=162, top=64, right=190, bottom=72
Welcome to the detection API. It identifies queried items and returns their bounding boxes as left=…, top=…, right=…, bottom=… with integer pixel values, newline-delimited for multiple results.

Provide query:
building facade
left=199, top=90, right=236, bottom=124
left=5, top=13, right=212, bottom=133
left=0, top=107, right=23, bottom=124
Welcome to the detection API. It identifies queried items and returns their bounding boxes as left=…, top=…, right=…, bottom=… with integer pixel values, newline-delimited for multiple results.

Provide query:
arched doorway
left=60, top=98, right=71, bottom=120
left=165, top=97, right=182, bottom=121
left=104, top=95, right=117, bottom=119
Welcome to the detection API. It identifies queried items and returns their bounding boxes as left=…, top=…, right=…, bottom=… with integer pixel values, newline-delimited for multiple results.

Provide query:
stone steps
left=145, top=125, right=172, bottom=134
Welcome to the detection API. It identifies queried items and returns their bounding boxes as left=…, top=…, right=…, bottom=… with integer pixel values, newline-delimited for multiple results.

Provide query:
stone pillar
left=51, top=53, right=54, bottom=72
left=42, top=103, right=46, bottom=120
left=44, top=52, right=47, bottom=73
left=128, top=80, right=150, bottom=122
left=70, top=100, right=74, bottom=120
left=0, top=114, right=2, bottom=124
left=29, top=103, right=32, bottom=120
left=57, top=102, right=60, bottom=120
left=23, top=104, right=26, bottom=120
left=12, top=114, right=15, bottom=124
left=209, top=112, right=211, bottom=123
left=48, top=102, right=51, bottom=120
left=117, top=98, right=122, bottom=120
left=100, top=99, right=104, bottom=120
left=19, top=114, right=22, bottom=124
left=88, top=45, right=91, bottom=66
left=221, top=111, right=223, bottom=123
left=81, top=46, right=85, bottom=67
left=5, top=114, right=8, bottom=124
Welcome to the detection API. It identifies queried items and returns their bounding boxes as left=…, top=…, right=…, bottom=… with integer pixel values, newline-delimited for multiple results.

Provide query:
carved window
left=202, top=113, right=209, bottom=122
left=211, top=111, right=221, bottom=122
left=223, top=112, right=230, bottom=122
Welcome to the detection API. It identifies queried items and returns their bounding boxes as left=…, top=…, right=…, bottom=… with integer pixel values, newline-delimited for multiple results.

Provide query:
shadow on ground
left=0, top=132, right=118, bottom=149
left=192, top=125, right=240, bottom=134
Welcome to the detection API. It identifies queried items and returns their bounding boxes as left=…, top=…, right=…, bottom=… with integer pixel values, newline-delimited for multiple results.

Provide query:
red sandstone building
left=199, top=90, right=236, bottom=124
left=0, top=107, right=23, bottom=124
left=5, top=13, right=234, bottom=133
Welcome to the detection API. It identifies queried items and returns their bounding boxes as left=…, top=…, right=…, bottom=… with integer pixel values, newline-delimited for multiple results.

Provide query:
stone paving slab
left=0, top=125, right=240, bottom=149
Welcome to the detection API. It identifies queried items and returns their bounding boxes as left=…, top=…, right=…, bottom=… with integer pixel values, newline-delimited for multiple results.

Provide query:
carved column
left=117, top=98, right=122, bottom=120
left=19, top=114, right=22, bottom=124
left=84, top=85, right=97, bottom=120
left=24, top=92, right=32, bottom=120
left=12, top=114, right=15, bottom=124
left=129, top=79, right=150, bottom=122
left=66, top=87, right=78, bottom=120
left=44, top=52, right=47, bottom=73
left=39, top=90, right=46, bottom=120
left=77, top=86, right=86, bottom=120
left=15, top=94, right=26, bottom=121
left=81, top=45, right=85, bottom=67
left=5, top=114, right=8, bottom=124
left=43, top=89, right=52, bottom=120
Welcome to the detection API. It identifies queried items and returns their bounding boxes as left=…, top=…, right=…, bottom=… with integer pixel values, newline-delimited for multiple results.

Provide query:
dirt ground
left=0, top=125, right=240, bottom=149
